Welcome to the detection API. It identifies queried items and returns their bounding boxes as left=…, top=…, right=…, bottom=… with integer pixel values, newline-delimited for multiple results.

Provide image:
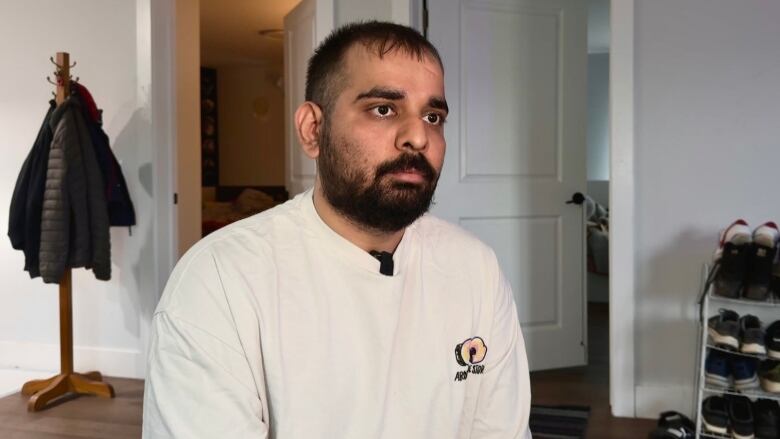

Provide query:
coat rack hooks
left=49, top=56, right=77, bottom=86
left=49, top=56, right=77, bottom=70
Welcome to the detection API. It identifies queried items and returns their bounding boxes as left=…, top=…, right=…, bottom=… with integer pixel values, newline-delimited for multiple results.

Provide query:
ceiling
left=200, top=0, right=300, bottom=67
left=200, top=0, right=610, bottom=67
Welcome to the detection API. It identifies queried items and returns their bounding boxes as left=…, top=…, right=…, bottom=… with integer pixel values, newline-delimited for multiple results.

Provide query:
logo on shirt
left=454, top=337, right=487, bottom=381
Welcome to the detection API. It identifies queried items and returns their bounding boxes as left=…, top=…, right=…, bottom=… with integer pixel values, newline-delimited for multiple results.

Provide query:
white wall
left=0, top=0, right=159, bottom=378
left=215, top=64, right=285, bottom=186
left=633, top=0, right=780, bottom=417
left=335, top=0, right=392, bottom=26
left=587, top=53, right=610, bottom=181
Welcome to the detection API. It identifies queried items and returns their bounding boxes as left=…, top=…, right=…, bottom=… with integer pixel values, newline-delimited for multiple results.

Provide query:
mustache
left=375, top=153, right=437, bottom=181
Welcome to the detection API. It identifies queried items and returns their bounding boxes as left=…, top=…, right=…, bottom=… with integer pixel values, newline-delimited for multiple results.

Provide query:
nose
left=395, top=116, right=428, bottom=152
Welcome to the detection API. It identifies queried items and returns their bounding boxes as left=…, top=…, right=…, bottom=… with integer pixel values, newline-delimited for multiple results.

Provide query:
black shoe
left=753, top=398, right=779, bottom=439
left=727, top=394, right=755, bottom=439
left=713, top=220, right=752, bottom=298
left=709, top=309, right=741, bottom=351
left=744, top=222, right=779, bottom=301
left=771, top=259, right=780, bottom=301
left=647, top=411, right=695, bottom=439
left=740, top=314, right=767, bottom=355
left=766, top=321, right=780, bottom=360
left=702, top=395, right=729, bottom=435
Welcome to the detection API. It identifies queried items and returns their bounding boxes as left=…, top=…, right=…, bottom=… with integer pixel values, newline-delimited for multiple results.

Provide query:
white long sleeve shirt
left=142, top=189, right=532, bottom=438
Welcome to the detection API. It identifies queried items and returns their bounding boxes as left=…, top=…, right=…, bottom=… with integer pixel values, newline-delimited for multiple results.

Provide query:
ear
left=295, top=102, right=324, bottom=159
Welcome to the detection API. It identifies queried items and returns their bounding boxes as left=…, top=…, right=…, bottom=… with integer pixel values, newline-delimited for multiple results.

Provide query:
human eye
left=370, top=105, right=396, bottom=118
left=423, top=112, right=446, bottom=126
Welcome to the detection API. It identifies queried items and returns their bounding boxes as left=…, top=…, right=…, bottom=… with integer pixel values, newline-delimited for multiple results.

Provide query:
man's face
left=317, top=45, right=448, bottom=233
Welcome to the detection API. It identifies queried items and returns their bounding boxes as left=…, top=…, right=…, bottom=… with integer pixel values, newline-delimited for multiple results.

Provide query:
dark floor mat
left=530, top=405, right=591, bottom=438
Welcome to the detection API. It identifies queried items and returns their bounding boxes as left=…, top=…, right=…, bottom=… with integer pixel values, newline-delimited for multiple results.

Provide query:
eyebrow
left=429, top=97, right=449, bottom=114
left=354, top=86, right=449, bottom=114
left=355, top=87, right=405, bottom=102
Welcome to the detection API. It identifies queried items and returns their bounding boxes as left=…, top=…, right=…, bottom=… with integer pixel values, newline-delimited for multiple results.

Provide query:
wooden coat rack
left=21, top=52, right=115, bottom=411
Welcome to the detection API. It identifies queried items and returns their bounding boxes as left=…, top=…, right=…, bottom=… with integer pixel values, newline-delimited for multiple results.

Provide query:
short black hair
left=305, top=21, right=443, bottom=113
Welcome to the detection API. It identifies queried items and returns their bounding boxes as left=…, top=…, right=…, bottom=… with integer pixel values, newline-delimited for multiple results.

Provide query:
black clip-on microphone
left=369, top=251, right=394, bottom=276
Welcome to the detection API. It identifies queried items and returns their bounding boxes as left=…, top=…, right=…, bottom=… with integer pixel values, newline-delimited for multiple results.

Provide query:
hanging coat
left=72, top=83, right=136, bottom=227
left=8, top=101, right=56, bottom=278
left=39, top=97, right=111, bottom=283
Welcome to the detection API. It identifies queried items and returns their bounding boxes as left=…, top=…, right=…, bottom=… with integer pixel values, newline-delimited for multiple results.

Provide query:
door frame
left=149, top=0, right=177, bottom=310
left=157, top=0, right=638, bottom=417
left=609, top=0, right=636, bottom=418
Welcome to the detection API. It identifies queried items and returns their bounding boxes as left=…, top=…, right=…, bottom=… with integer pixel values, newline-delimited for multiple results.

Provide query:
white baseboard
left=0, top=341, right=145, bottom=379
left=635, top=384, right=695, bottom=420
left=0, top=368, right=57, bottom=398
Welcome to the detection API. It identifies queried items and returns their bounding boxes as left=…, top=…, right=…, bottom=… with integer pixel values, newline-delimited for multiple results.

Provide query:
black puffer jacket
left=39, top=97, right=111, bottom=283
left=8, top=101, right=55, bottom=278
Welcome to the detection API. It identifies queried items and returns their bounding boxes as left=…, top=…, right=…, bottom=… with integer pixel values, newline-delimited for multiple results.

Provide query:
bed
left=202, top=185, right=289, bottom=236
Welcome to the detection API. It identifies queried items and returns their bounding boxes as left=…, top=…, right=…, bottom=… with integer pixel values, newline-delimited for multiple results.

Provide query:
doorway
left=198, top=0, right=300, bottom=238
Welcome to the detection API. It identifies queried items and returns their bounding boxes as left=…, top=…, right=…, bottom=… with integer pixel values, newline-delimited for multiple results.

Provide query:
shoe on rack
left=740, top=314, right=768, bottom=355
left=702, top=395, right=730, bottom=435
left=759, top=360, right=780, bottom=393
left=709, top=309, right=741, bottom=351
left=766, top=321, right=780, bottom=360
left=732, top=356, right=760, bottom=391
left=646, top=411, right=695, bottom=439
left=706, top=350, right=732, bottom=388
left=769, top=262, right=780, bottom=300
left=753, top=398, right=780, bottom=439
left=713, top=219, right=752, bottom=298
left=771, top=260, right=780, bottom=302
left=744, top=222, right=779, bottom=301
left=727, top=394, right=755, bottom=439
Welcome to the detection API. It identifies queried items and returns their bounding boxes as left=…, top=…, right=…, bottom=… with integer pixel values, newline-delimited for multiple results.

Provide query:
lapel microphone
left=369, top=251, right=394, bottom=276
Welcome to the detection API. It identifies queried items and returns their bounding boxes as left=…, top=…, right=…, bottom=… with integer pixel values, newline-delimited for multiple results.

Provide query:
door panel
left=284, top=0, right=333, bottom=196
left=428, top=0, right=587, bottom=371
left=461, top=6, right=559, bottom=178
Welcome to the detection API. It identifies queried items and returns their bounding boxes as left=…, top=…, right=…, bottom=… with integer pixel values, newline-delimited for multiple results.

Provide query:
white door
left=284, top=0, right=334, bottom=196
left=428, top=0, right=588, bottom=371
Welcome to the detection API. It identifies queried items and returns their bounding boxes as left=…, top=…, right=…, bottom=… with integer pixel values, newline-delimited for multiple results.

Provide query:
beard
left=317, top=121, right=439, bottom=233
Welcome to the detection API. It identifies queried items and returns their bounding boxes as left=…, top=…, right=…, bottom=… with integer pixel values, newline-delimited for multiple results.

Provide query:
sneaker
left=744, top=222, right=779, bottom=301
left=753, top=399, right=780, bottom=439
left=702, top=395, right=729, bottom=435
left=713, top=219, right=752, bottom=298
left=740, top=314, right=767, bottom=355
left=766, top=320, right=780, bottom=360
left=647, top=411, right=695, bottom=439
left=706, top=350, right=732, bottom=388
left=709, top=309, right=741, bottom=350
left=759, top=360, right=780, bottom=393
left=727, top=394, right=755, bottom=439
left=732, top=356, right=760, bottom=390
left=771, top=261, right=780, bottom=301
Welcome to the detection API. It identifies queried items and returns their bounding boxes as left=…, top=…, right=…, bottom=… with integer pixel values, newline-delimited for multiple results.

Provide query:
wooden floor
left=0, top=377, right=143, bottom=438
left=0, top=304, right=656, bottom=438
left=531, top=302, right=657, bottom=438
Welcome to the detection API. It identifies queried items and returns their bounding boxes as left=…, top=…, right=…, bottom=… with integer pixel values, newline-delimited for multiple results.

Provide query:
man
left=143, top=21, right=531, bottom=438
